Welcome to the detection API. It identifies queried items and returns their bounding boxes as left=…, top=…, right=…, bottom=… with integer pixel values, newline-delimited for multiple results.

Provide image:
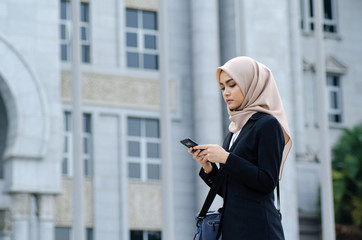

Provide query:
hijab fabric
left=216, top=56, right=292, bottom=179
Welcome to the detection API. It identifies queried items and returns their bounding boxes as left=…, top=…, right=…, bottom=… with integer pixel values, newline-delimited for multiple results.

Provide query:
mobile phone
left=180, top=138, right=199, bottom=152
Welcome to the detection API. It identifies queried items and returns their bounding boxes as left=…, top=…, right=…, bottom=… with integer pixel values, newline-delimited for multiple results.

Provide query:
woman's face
left=219, top=71, right=245, bottom=111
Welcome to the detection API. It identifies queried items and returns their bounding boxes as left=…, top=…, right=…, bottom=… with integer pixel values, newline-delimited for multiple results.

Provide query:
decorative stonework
left=54, top=178, right=93, bottom=227
left=10, top=193, right=30, bottom=218
left=125, top=0, right=158, bottom=11
left=129, top=182, right=162, bottom=230
left=0, top=210, right=11, bottom=233
left=61, top=71, right=175, bottom=110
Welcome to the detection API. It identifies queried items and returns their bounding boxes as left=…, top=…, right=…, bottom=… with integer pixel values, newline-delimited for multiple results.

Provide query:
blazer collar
left=225, top=112, right=266, bottom=152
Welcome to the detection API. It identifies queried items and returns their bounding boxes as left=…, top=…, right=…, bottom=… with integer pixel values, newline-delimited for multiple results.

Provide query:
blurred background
left=0, top=0, right=361, bottom=240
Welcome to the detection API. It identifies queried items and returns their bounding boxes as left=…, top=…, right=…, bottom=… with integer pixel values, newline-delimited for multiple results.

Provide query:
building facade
left=0, top=0, right=361, bottom=240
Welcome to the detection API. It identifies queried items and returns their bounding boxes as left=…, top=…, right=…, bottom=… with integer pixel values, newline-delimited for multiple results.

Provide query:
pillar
left=10, top=193, right=30, bottom=240
left=38, top=195, right=55, bottom=240
left=0, top=210, right=11, bottom=240
left=190, top=0, right=223, bottom=209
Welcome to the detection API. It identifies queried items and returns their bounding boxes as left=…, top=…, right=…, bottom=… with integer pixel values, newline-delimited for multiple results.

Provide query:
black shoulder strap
left=276, top=181, right=282, bottom=219
left=198, top=169, right=225, bottom=218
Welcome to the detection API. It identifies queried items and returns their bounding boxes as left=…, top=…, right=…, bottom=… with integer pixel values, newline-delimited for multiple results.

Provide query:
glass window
left=144, top=54, right=158, bottom=70
left=125, top=9, right=158, bottom=70
left=128, top=118, right=141, bottom=136
left=147, top=143, right=159, bottom=158
left=62, top=158, right=68, bottom=175
left=55, top=227, right=93, bottom=240
left=129, top=162, right=141, bottom=179
left=126, top=9, right=138, bottom=28
left=61, top=44, right=68, bottom=61
left=55, top=227, right=70, bottom=240
left=143, top=11, right=157, bottom=30
left=327, top=75, right=342, bottom=124
left=86, top=228, right=93, bottom=240
left=60, top=25, right=67, bottom=40
left=128, top=141, right=141, bottom=157
left=127, top=52, right=139, bottom=68
left=127, top=33, right=138, bottom=47
left=127, top=117, right=161, bottom=181
left=144, top=35, right=156, bottom=49
left=83, top=137, right=89, bottom=154
left=81, top=3, right=89, bottom=22
left=300, top=0, right=337, bottom=33
left=130, top=230, right=161, bottom=240
left=62, top=112, right=93, bottom=177
left=60, top=0, right=69, bottom=20
left=148, top=231, right=162, bottom=240
left=65, top=112, right=71, bottom=131
left=147, top=164, right=160, bottom=180
left=81, top=26, right=88, bottom=41
left=145, top=119, right=159, bottom=138
left=60, top=0, right=91, bottom=62
left=82, top=43, right=91, bottom=63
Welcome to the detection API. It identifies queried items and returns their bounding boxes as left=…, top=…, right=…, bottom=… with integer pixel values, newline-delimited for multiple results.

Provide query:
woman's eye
left=229, top=84, right=236, bottom=88
left=220, top=87, right=225, bottom=91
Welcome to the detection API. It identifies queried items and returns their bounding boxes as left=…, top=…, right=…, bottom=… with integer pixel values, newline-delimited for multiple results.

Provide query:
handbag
left=193, top=169, right=225, bottom=240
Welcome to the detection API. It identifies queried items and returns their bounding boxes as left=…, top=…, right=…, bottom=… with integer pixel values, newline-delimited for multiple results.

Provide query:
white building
left=0, top=0, right=361, bottom=240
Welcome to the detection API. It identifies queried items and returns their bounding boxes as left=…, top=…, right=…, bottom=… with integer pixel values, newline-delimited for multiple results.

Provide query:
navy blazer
left=199, top=112, right=285, bottom=240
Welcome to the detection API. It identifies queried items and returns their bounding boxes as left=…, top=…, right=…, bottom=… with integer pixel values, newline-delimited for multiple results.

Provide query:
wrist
left=203, top=162, right=213, bottom=174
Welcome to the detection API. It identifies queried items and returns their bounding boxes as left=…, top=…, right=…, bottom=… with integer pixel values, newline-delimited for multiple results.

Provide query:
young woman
left=188, top=56, right=292, bottom=239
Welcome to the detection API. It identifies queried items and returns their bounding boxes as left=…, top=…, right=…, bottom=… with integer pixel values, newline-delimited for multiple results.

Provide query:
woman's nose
left=224, top=89, right=230, bottom=96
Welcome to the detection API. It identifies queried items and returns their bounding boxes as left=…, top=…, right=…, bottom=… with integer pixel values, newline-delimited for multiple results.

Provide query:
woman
left=188, top=56, right=292, bottom=239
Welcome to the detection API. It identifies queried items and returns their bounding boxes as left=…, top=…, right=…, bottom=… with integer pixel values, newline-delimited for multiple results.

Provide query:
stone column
left=10, top=193, right=30, bottom=240
left=0, top=210, right=11, bottom=240
left=38, top=195, right=55, bottom=240
left=191, top=0, right=223, bottom=208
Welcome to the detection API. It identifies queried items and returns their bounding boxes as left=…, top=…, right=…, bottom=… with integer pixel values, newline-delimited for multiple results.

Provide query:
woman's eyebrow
left=219, top=78, right=234, bottom=86
left=225, top=78, right=234, bottom=84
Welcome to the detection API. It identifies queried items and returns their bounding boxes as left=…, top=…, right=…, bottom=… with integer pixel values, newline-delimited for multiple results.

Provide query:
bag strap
left=276, top=181, right=282, bottom=219
left=198, top=168, right=225, bottom=219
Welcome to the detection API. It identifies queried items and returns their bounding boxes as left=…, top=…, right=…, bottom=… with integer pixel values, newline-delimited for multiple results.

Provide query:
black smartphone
left=180, top=138, right=199, bottom=152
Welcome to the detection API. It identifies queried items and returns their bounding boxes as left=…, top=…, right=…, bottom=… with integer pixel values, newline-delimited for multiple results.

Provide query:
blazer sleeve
left=223, top=117, right=284, bottom=194
left=198, top=163, right=224, bottom=197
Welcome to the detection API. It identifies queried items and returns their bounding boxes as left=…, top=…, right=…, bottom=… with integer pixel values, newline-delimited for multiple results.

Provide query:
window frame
left=59, top=0, right=92, bottom=63
left=62, top=112, right=93, bottom=178
left=125, top=8, right=159, bottom=70
left=55, top=227, right=93, bottom=240
left=300, top=0, right=338, bottom=34
left=326, top=74, right=343, bottom=126
left=130, top=230, right=162, bottom=240
left=127, top=117, right=161, bottom=182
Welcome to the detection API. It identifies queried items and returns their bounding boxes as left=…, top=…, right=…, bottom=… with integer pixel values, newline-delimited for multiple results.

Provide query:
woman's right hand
left=187, top=148, right=213, bottom=173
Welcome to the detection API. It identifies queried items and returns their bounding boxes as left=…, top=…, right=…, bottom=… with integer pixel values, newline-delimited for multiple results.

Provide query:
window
left=63, top=112, right=93, bottom=177
left=127, top=117, right=161, bottom=181
left=300, top=0, right=337, bottom=33
left=130, top=230, right=161, bottom=240
left=125, top=9, right=158, bottom=70
left=327, top=74, right=343, bottom=124
left=60, top=0, right=91, bottom=63
left=55, top=227, right=93, bottom=240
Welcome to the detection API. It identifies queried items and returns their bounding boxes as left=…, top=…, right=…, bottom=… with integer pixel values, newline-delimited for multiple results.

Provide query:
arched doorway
left=0, top=92, right=7, bottom=179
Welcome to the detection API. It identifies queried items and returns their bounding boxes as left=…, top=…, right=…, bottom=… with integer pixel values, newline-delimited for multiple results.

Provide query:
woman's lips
left=226, top=99, right=233, bottom=103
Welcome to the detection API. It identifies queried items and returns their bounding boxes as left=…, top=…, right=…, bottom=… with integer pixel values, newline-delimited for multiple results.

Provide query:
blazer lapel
left=228, top=119, right=255, bottom=153
left=222, top=132, right=232, bottom=150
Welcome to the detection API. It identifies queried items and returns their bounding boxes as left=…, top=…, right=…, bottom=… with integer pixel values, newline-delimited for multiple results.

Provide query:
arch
left=0, top=34, right=49, bottom=160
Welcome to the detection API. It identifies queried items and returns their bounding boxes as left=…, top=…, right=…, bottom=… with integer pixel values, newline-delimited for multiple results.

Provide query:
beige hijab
left=216, top=56, right=292, bottom=179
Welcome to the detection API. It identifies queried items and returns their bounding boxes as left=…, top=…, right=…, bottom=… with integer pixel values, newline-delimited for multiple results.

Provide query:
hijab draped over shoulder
left=216, top=56, right=292, bottom=179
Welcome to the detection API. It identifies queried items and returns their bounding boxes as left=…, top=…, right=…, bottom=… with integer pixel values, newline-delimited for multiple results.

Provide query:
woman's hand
left=187, top=147, right=213, bottom=173
left=193, top=144, right=230, bottom=164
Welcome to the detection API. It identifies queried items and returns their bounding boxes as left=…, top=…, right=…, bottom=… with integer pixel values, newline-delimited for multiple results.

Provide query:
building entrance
left=0, top=91, right=8, bottom=179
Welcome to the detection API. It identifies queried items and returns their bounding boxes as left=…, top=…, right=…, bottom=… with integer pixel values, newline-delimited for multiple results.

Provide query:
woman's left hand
left=193, top=144, right=230, bottom=164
